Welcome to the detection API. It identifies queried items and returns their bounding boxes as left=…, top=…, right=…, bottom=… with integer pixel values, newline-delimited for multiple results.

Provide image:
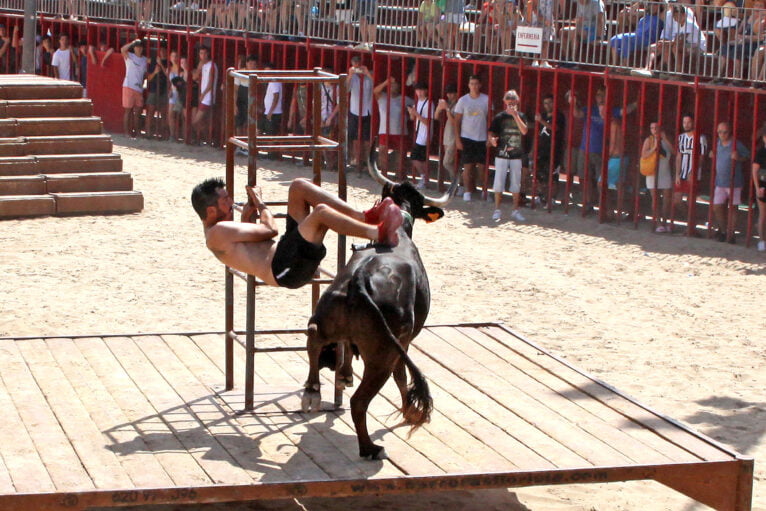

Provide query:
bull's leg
left=351, top=363, right=394, bottom=460
left=301, top=324, right=323, bottom=413
left=339, top=341, right=354, bottom=388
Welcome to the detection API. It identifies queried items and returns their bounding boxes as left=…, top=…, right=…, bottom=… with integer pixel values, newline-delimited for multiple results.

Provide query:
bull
left=301, top=161, right=457, bottom=460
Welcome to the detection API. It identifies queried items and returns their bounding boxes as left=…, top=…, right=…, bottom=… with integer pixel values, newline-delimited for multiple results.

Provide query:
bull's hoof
left=301, top=389, right=321, bottom=413
left=336, top=375, right=354, bottom=389
left=360, top=445, right=387, bottom=460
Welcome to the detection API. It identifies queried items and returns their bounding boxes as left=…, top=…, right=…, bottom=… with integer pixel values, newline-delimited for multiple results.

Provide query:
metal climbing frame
left=223, top=67, right=349, bottom=410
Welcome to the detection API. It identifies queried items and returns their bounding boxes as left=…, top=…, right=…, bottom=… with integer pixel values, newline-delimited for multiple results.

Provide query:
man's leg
left=463, top=162, right=476, bottom=194
left=123, top=107, right=132, bottom=136
left=287, top=177, right=365, bottom=223
left=297, top=202, right=402, bottom=246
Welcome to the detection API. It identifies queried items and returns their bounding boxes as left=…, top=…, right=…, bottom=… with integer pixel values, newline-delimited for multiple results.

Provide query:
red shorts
left=378, top=134, right=410, bottom=153
left=674, top=179, right=700, bottom=195
left=122, top=87, right=144, bottom=109
left=199, top=103, right=211, bottom=112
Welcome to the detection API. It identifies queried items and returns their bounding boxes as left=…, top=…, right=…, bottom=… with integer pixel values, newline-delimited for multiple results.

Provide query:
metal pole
left=20, top=0, right=37, bottom=74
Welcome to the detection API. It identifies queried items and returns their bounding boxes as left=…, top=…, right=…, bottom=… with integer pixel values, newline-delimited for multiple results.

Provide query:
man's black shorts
left=271, top=215, right=326, bottom=289
left=348, top=113, right=371, bottom=141
left=409, top=143, right=427, bottom=162
left=460, top=137, right=487, bottom=165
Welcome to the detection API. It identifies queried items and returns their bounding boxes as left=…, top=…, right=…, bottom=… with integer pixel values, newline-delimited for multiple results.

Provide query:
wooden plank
left=457, top=326, right=702, bottom=463
left=180, top=335, right=336, bottom=482
left=428, top=327, right=678, bottom=466
left=17, top=339, right=134, bottom=489
left=75, top=337, right=211, bottom=487
left=143, top=334, right=337, bottom=484
left=0, top=357, right=49, bottom=494
left=414, top=329, right=633, bottom=467
left=105, top=336, right=253, bottom=486
left=45, top=337, right=174, bottom=489
left=478, top=325, right=734, bottom=462
left=272, top=333, right=462, bottom=475
left=0, top=339, right=93, bottom=491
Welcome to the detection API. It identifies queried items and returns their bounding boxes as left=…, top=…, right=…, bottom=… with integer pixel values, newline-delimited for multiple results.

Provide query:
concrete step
left=34, top=153, right=123, bottom=174
left=0, top=194, right=56, bottom=218
left=0, top=175, right=47, bottom=195
left=0, top=99, right=93, bottom=118
left=0, top=156, right=38, bottom=176
left=45, top=172, right=134, bottom=193
left=0, top=154, right=124, bottom=176
left=0, top=80, right=84, bottom=100
left=0, top=135, right=113, bottom=156
left=0, top=117, right=103, bottom=137
left=52, top=191, right=144, bottom=215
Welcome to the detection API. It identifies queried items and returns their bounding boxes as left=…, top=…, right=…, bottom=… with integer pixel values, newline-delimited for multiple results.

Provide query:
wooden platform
left=0, top=324, right=752, bottom=510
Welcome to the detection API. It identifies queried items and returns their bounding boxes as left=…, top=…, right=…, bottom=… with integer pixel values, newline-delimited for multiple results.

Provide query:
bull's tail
left=349, top=270, right=432, bottom=433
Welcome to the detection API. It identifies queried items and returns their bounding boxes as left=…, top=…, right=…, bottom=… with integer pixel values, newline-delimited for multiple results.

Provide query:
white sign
left=515, top=26, right=543, bottom=54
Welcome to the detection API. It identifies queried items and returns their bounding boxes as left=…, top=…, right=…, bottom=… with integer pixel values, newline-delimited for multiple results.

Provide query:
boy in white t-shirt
left=120, top=38, right=147, bottom=138
left=407, top=82, right=434, bottom=189
left=51, top=34, right=76, bottom=81
left=453, top=74, right=489, bottom=201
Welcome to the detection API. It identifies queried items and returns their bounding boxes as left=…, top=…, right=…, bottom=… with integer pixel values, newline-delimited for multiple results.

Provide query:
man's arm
left=121, top=39, right=140, bottom=59
left=372, top=77, right=390, bottom=99
left=267, top=84, right=280, bottom=118
left=206, top=221, right=278, bottom=253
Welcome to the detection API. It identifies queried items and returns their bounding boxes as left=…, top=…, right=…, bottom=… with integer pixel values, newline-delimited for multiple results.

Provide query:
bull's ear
left=422, top=206, right=444, bottom=223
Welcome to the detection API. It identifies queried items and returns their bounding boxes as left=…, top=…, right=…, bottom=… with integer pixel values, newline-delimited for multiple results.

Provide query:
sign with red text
left=515, top=26, right=543, bottom=54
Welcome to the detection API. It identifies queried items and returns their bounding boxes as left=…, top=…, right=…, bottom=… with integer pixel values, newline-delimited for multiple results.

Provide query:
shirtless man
left=191, top=177, right=402, bottom=289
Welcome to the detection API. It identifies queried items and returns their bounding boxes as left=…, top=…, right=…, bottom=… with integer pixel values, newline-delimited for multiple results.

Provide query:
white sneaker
left=511, top=209, right=525, bottom=222
left=758, top=240, right=766, bottom=252
left=463, top=191, right=472, bottom=202
left=492, top=209, right=501, bottom=221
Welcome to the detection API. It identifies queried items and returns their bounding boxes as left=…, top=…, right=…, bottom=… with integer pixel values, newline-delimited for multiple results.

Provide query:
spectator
left=441, top=0, right=466, bottom=59
left=604, top=100, right=638, bottom=219
left=609, top=1, right=664, bottom=67
left=356, top=0, right=377, bottom=50
left=51, top=34, right=76, bottom=81
left=373, top=76, right=414, bottom=178
left=0, top=25, right=11, bottom=71
left=145, top=46, right=169, bottom=140
left=717, top=0, right=766, bottom=83
left=417, top=0, right=440, bottom=48
left=75, top=40, right=88, bottom=95
left=407, top=81, right=434, bottom=189
left=347, top=56, right=374, bottom=175
left=488, top=89, right=528, bottom=222
left=454, top=74, right=489, bottom=201
left=534, top=94, right=565, bottom=206
left=261, top=61, right=283, bottom=158
left=234, top=54, right=257, bottom=145
left=641, top=122, right=675, bottom=232
left=88, top=41, right=114, bottom=68
left=559, top=0, right=605, bottom=64
left=288, top=80, right=311, bottom=166
left=710, top=121, right=748, bottom=243
left=120, top=38, right=147, bottom=139
left=192, top=46, right=217, bottom=145
left=751, top=125, right=766, bottom=251
left=435, top=82, right=460, bottom=180
left=168, top=51, right=189, bottom=143
left=632, top=1, right=705, bottom=77
left=527, top=0, right=556, bottom=68
left=319, top=67, right=340, bottom=171
left=335, top=0, right=354, bottom=43
left=563, top=89, right=584, bottom=180
left=674, top=113, right=708, bottom=230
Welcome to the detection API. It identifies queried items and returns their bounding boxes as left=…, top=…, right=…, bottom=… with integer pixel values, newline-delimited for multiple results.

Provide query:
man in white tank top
left=192, top=46, right=217, bottom=145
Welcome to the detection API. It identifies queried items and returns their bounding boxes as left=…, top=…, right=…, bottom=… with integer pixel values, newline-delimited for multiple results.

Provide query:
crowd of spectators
left=2, top=12, right=766, bottom=252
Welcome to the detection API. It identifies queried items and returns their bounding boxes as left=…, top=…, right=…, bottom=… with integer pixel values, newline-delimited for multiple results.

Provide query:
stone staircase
left=0, top=75, right=143, bottom=219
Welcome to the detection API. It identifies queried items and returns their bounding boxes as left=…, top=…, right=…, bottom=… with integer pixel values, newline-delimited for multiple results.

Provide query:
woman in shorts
left=641, top=122, right=675, bottom=233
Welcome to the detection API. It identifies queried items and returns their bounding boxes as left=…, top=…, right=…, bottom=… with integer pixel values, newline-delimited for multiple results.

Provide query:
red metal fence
left=1, top=12, right=764, bottom=247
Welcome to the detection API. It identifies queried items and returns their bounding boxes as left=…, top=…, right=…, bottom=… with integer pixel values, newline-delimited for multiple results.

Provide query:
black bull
left=301, top=164, right=458, bottom=460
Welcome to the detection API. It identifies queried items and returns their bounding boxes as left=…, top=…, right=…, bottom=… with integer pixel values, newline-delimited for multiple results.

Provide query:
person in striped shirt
left=674, top=113, right=708, bottom=222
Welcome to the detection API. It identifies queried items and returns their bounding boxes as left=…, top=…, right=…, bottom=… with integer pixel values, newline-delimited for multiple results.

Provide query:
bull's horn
left=367, top=155, right=397, bottom=187
left=367, top=156, right=459, bottom=207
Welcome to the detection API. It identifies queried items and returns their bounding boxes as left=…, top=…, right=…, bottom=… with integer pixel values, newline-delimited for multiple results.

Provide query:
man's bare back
left=203, top=185, right=281, bottom=286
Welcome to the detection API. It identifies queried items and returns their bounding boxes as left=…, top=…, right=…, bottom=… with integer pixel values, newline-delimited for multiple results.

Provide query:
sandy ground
left=1, top=135, right=764, bottom=511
